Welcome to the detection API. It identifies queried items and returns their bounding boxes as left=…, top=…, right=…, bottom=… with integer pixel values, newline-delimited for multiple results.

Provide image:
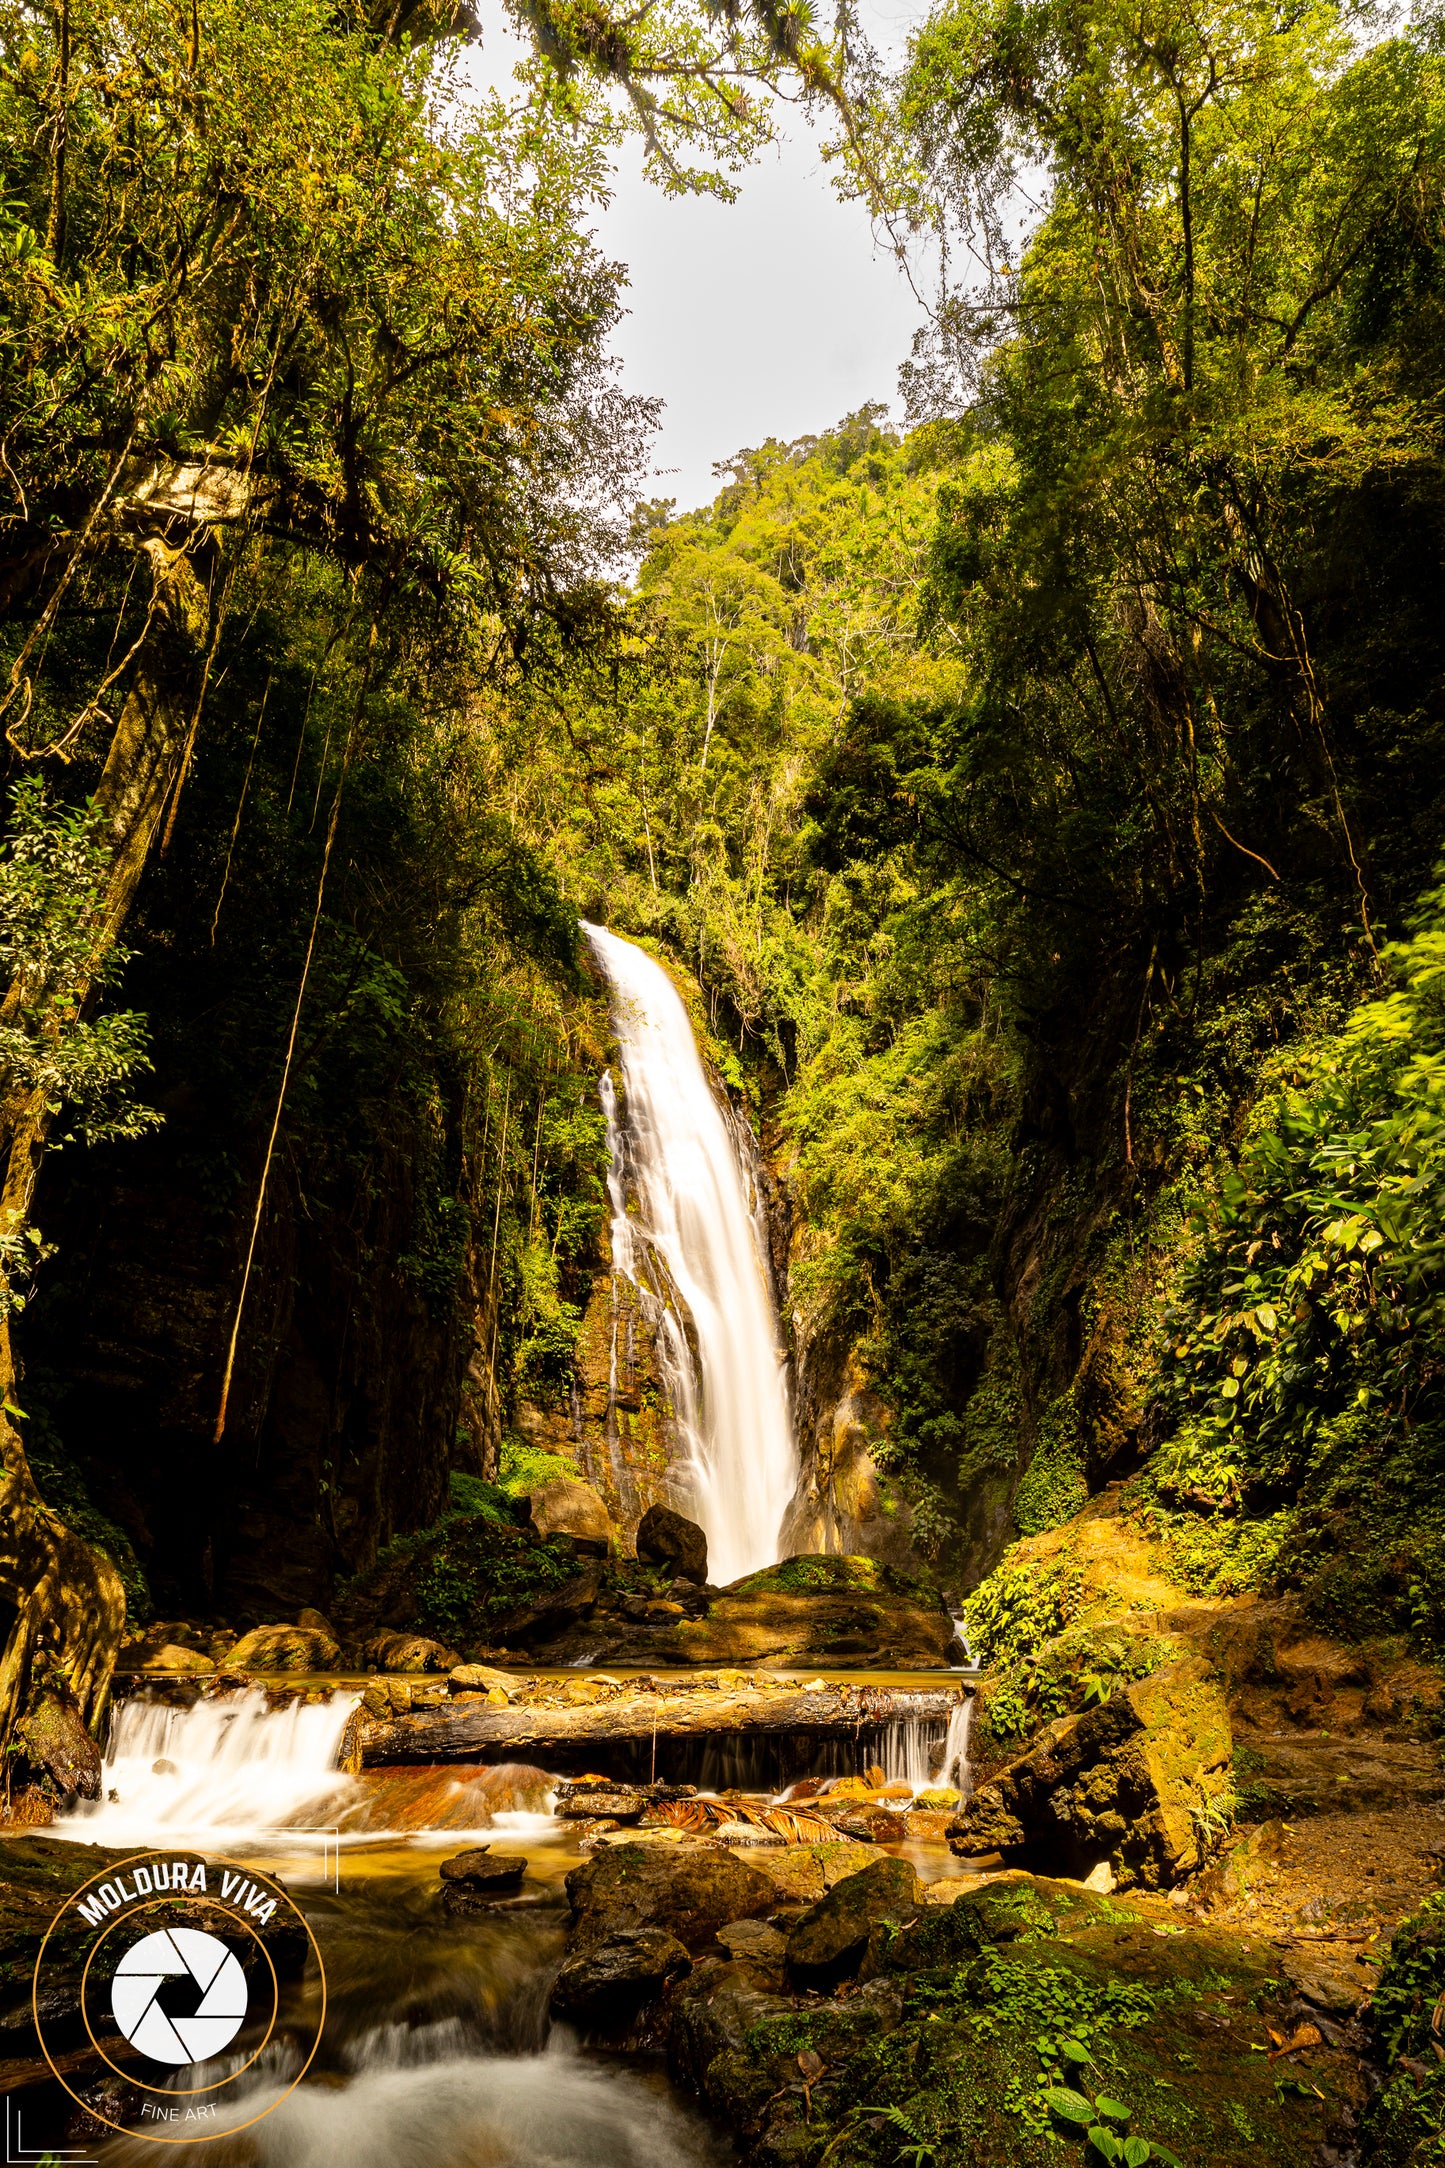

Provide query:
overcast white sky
left=465, top=9, right=930, bottom=515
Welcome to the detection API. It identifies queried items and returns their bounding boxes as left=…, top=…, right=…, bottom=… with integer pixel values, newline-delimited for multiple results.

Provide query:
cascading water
left=584, top=923, right=797, bottom=1585
left=62, top=1689, right=360, bottom=1850
left=939, top=1696, right=974, bottom=1797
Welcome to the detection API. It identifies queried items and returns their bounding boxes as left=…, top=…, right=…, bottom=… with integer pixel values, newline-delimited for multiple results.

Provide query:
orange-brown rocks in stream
left=949, top=1656, right=1232, bottom=1888
left=563, top=1841, right=777, bottom=1956
left=523, top=1479, right=615, bottom=1557
left=226, top=1622, right=341, bottom=1670
left=360, top=1630, right=461, bottom=1673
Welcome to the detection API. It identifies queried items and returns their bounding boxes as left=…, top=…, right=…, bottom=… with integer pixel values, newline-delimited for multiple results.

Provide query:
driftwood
left=357, top=1684, right=966, bottom=1766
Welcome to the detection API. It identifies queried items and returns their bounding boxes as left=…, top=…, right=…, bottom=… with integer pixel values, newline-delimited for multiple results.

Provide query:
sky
left=593, top=125, right=927, bottom=515
left=464, top=8, right=931, bottom=517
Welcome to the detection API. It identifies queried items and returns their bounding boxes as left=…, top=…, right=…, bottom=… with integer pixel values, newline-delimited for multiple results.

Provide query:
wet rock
left=716, top=1919, right=787, bottom=1965
left=138, top=1644, right=215, bottom=1674
left=636, top=1505, right=709, bottom=1585
left=361, top=1630, right=461, bottom=1673
left=669, top=1554, right=953, bottom=1668
left=297, top=1607, right=335, bottom=1636
left=447, top=1663, right=515, bottom=1697
left=555, top=1790, right=648, bottom=1823
left=785, top=1856, right=923, bottom=1987
left=948, top=1655, right=1232, bottom=1888
left=13, top=1694, right=101, bottom=1803
left=228, top=1623, right=341, bottom=1670
left=564, top=1841, right=776, bottom=1955
left=550, top=1928, right=692, bottom=2021
left=493, top=1562, right=602, bottom=1642
left=438, top=1847, right=528, bottom=1904
left=524, top=1479, right=615, bottom=1557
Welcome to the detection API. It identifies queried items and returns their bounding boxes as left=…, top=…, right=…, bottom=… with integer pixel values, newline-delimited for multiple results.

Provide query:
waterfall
left=880, top=1715, right=942, bottom=1790
left=939, top=1696, right=974, bottom=1797
left=60, top=1689, right=359, bottom=1849
left=584, top=924, right=797, bottom=1586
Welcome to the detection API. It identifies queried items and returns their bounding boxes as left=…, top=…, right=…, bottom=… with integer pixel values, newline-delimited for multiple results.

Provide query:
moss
left=701, top=1880, right=1358, bottom=2166
left=730, top=1554, right=936, bottom=1603
left=1013, top=1386, right=1089, bottom=1538
left=495, top=1436, right=582, bottom=1498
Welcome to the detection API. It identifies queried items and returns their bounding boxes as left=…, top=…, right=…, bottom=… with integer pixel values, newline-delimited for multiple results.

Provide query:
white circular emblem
left=110, top=1926, right=249, bottom=2066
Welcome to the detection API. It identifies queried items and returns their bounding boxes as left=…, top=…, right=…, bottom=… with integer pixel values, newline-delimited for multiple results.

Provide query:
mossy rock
left=675, top=1874, right=1365, bottom=2165
left=564, top=1840, right=777, bottom=1955
left=951, top=1657, right=1232, bottom=1887
left=786, top=1857, right=923, bottom=1988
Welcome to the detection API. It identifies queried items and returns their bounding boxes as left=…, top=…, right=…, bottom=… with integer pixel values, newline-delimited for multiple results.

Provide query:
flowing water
left=583, top=923, right=797, bottom=1583
left=32, top=1683, right=974, bottom=2159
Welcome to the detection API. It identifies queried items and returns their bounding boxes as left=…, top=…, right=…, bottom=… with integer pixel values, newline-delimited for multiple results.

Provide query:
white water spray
left=61, top=1690, right=358, bottom=1850
left=584, top=924, right=797, bottom=1585
left=939, top=1696, right=974, bottom=1797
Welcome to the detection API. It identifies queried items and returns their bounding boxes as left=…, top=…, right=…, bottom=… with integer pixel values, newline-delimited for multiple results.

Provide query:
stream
left=21, top=1676, right=974, bottom=2160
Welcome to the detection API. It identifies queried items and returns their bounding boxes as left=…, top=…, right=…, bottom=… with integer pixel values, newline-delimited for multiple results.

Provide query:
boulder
left=447, top=1663, right=515, bottom=1697
left=564, top=1841, right=776, bottom=1955
left=297, top=1607, right=335, bottom=1636
left=1282, top=1947, right=1372, bottom=2014
left=785, top=1856, right=923, bottom=1987
left=636, top=1505, right=708, bottom=1585
left=360, top=1630, right=461, bottom=1674
left=550, top=1928, right=692, bottom=2021
left=226, top=1623, right=341, bottom=1671
left=947, top=1655, right=1232, bottom=1888
left=13, top=1694, right=101, bottom=1803
left=138, top=1645, right=215, bottom=1674
left=438, top=1847, right=528, bottom=1904
left=524, top=1479, right=615, bottom=1557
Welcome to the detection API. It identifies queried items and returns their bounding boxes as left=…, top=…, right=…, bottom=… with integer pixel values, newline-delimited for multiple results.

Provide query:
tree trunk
left=0, top=536, right=210, bottom=1765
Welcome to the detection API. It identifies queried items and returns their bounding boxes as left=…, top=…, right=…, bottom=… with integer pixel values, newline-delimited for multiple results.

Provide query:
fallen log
left=357, top=1684, right=966, bottom=1766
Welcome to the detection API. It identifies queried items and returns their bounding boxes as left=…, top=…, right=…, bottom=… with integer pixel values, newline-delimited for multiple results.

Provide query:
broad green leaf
left=1043, top=2087, right=1096, bottom=2126
left=1095, top=2096, right=1131, bottom=2121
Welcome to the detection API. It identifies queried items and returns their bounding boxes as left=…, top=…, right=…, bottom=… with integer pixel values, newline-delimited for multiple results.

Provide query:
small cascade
left=939, top=1696, right=975, bottom=1798
left=584, top=922, right=797, bottom=1584
left=949, top=1614, right=978, bottom=1668
left=879, top=1715, right=945, bottom=1790
left=62, top=1689, right=359, bottom=1850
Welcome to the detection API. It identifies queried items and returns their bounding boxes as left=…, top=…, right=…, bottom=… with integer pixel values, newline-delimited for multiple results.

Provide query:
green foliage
left=963, top=1547, right=1083, bottom=1669
left=732, top=1553, right=936, bottom=1601
left=1148, top=875, right=1445, bottom=1644
left=496, top=1437, right=582, bottom=1498
left=0, top=777, right=160, bottom=1162
left=1012, top=1389, right=1088, bottom=1539
left=1360, top=1895, right=1445, bottom=2166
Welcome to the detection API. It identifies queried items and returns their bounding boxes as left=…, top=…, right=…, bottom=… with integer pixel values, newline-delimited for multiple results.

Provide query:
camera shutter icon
left=111, top=1926, right=250, bottom=2065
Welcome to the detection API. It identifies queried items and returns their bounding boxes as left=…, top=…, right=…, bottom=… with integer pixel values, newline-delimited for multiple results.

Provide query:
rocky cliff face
left=17, top=1102, right=466, bottom=1625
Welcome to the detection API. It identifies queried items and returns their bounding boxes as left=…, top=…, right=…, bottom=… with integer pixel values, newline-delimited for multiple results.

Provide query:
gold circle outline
left=31, top=1849, right=328, bottom=2145
left=78, top=1898, right=279, bottom=2094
